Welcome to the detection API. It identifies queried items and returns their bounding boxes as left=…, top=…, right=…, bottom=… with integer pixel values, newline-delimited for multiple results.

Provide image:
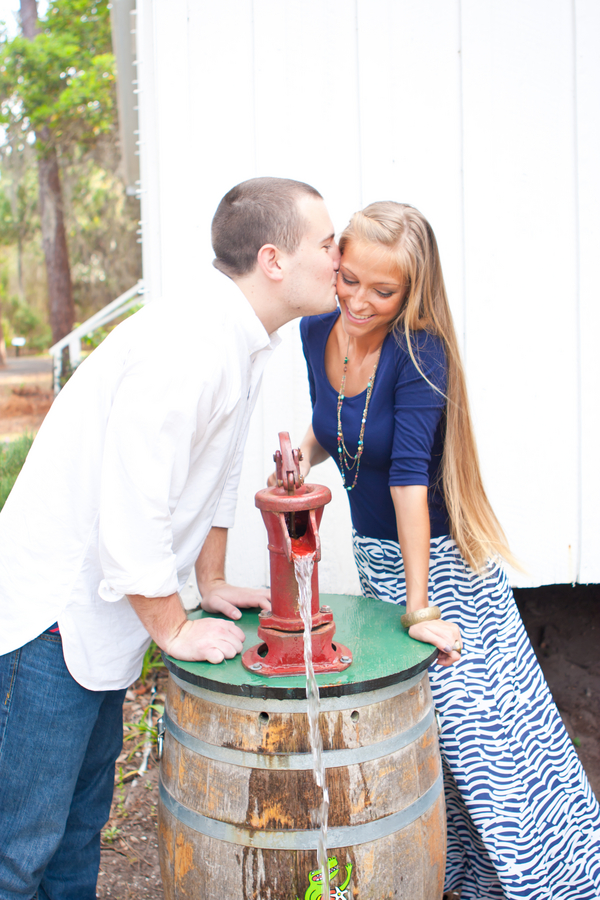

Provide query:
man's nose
left=332, top=243, right=341, bottom=266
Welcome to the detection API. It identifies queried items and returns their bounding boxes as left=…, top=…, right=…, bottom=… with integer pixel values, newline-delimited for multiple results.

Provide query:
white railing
left=49, top=280, right=145, bottom=394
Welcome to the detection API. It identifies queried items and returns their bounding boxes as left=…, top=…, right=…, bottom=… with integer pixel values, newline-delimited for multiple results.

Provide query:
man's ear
left=256, top=244, right=285, bottom=282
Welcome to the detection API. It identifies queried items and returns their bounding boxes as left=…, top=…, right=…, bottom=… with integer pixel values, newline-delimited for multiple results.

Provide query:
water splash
left=294, top=553, right=330, bottom=900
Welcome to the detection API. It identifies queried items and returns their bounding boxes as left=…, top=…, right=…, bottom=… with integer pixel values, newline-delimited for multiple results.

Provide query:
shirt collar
left=212, top=267, right=281, bottom=356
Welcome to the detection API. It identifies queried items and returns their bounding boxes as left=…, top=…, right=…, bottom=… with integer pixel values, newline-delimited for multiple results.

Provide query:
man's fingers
left=191, top=617, right=245, bottom=649
left=202, top=585, right=271, bottom=615
left=234, top=589, right=271, bottom=610
left=161, top=616, right=246, bottom=663
left=203, top=594, right=242, bottom=619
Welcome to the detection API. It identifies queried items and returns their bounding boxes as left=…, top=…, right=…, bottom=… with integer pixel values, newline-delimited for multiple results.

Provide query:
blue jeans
left=0, top=631, right=126, bottom=900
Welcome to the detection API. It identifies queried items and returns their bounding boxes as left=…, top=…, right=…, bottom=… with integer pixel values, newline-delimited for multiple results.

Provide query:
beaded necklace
left=336, top=338, right=381, bottom=491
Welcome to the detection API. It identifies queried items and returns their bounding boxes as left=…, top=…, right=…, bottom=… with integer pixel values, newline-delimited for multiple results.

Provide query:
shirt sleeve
left=389, top=331, right=447, bottom=487
left=98, top=360, right=213, bottom=600
left=300, top=317, right=317, bottom=408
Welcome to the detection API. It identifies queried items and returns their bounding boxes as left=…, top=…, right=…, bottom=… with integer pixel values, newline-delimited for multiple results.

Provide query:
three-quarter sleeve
left=389, top=331, right=447, bottom=487
left=300, top=317, right=317, bottom=408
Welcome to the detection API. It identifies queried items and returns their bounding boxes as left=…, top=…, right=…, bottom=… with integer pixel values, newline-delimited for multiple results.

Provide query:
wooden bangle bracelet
left=400, top=605, right=442, bottom=629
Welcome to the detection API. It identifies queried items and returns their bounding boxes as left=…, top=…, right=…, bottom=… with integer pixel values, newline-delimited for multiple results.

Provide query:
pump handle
left=273, top=431, right=303, bottom=494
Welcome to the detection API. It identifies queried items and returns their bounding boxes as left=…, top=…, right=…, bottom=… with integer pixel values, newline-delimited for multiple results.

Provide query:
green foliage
left=102, top=824, right=121, bottom=843
left=0, top=168, right=39, bottom=247
left=0, top=0, right=142, bottom=352
left=0, top=433, right=34, bottom=510
left=140, top=641, right=166, bottom=683
left=66, top=159, right=142, bottom=316
left=2, top=294, right=51, bottom=351
left=0, top=1, right=115, bottom=154
left=123, top=702, right=164, bottom=760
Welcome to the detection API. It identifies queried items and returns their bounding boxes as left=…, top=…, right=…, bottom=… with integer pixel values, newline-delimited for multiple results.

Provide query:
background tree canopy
left=0, top=0, right=141, bottom=357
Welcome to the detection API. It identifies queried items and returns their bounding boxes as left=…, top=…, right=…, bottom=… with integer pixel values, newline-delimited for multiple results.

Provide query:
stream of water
left=294, top=554, right=330, bottom=899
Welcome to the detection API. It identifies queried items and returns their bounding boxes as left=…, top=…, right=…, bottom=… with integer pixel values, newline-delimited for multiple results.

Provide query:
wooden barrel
left=159, top=595, right=445, bottom=899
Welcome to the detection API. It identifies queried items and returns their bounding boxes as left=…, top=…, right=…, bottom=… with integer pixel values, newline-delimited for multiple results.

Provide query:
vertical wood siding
left=136, top=0, right=600, bottom=588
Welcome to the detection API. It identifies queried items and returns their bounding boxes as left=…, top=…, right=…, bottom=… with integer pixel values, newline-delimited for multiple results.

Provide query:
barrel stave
left=161, top=721, right=440, bottom=829
left=159, top=804, right=446, bottom=899
left=165, top=674, right=432, bottom=754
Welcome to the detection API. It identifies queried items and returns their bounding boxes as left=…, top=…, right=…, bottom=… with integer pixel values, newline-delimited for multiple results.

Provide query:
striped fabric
left=353, top=531, right=600, bottom=900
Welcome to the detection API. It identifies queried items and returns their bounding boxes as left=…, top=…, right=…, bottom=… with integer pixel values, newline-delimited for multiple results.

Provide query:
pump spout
left=278, top=507, right=322, bottom=563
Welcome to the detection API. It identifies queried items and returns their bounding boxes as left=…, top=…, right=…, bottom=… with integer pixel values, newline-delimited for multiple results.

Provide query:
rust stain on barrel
left=174, top=831, right=194, bottom=879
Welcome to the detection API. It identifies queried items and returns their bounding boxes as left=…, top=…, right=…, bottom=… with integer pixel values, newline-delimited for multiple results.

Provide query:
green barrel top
left=163, top=593, right=437, bottom=700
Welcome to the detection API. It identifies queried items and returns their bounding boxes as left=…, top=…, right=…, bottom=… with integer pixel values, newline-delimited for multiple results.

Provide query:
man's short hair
left=211, top=177, right=323, bottom=277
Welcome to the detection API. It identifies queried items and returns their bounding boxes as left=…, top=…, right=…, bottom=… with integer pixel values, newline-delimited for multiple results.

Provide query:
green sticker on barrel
left=300, top=856, right=353, bottom=899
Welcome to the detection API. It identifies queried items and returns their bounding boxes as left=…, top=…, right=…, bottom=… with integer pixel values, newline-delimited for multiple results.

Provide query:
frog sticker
left=300, top=856, right=353, bottom=900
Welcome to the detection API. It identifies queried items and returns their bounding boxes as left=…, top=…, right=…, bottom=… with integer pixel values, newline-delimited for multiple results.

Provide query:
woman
left=297, top=202, right=600, bottom=899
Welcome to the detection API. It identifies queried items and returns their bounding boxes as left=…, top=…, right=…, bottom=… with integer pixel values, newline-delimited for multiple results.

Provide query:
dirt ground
left=97, top=674, right=167, bottom=900
left=2, top=356, right=599, bottom=897
left=0, top=355, right=54, bottom=441
left=514, top=584, right=600, bottom=798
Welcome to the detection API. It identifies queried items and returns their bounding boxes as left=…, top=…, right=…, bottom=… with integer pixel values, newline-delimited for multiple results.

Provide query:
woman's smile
left=344, top=306, right=376, bottom=323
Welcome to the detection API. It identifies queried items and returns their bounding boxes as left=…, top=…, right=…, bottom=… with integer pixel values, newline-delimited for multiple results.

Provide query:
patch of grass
left=0, top=434, right=34, bottom=511
left=122, top=702, right=164, bottom=760
left=140, top=641, right=165, bottom=682
left=102, top=825, right=122, bottom=843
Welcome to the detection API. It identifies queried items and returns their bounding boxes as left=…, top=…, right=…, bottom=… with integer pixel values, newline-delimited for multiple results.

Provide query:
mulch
left=97, top=675, right=166, bottom=900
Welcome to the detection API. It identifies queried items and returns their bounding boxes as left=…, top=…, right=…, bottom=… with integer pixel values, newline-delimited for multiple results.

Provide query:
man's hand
left=127, top=591, right=248, bottom=665
left=201, top=581, right=271, bottom=620
left=162, top=616, right=246, bottom=664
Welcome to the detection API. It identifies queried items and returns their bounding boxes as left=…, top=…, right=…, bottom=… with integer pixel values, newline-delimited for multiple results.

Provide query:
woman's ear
left=256, top=244, right=284, bottom=282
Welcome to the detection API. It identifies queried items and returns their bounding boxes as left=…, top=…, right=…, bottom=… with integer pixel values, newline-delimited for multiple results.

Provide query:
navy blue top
left=300, top=311, right=450, bottom=541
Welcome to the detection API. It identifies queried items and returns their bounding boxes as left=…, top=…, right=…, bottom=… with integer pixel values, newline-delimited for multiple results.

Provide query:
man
left=0, top=177, right=340, bottom=899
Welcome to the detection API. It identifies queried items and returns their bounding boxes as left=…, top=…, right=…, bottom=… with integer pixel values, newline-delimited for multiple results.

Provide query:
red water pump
left=241, top=432, right=352, bottom=677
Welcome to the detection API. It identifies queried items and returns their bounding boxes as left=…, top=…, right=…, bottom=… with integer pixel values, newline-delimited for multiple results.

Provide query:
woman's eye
left=376, top=290, right=393, bottom=298
left=340, top=273, right=357, bottom=285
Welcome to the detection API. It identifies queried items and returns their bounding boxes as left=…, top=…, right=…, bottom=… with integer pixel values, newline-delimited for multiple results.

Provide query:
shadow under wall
left=513, top=584, right=600, bottom=799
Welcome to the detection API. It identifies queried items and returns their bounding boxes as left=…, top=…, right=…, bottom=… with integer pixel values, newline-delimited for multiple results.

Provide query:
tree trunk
left=21, top=0, right=75, bottom=345
left=19, top=0, right=38, bottom=38
left=37, top=130, right=75, bottom=344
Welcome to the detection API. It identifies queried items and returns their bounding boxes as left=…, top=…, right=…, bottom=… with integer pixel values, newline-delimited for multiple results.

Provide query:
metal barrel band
left=170, top=670, right=425, bottom=713
left=159, top=770, right=443, bottom=850
left=163, top=705, right=434, bottom=770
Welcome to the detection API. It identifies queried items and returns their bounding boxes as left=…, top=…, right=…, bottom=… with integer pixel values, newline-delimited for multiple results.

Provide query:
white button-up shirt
left=0, top=268, right=279, bottom=689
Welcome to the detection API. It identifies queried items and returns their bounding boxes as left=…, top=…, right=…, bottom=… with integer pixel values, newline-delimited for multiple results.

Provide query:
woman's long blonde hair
left=340, top=201, right=516, bottom=572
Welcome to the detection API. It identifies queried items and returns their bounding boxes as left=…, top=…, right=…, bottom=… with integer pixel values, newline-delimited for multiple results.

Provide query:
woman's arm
left=299, top=424, right=330, bottom=479
left=391, top=485, right=461, bottom=668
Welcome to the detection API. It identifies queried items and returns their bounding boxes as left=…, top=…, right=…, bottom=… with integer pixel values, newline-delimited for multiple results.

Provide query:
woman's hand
left=408, top=618, right=462, bottom=667
left=267, top=425, right=327, bottom=487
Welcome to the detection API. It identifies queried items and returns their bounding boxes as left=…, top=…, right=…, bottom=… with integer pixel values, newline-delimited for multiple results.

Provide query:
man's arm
left=127, top=590, right=246, bottom=664
left=195, top=526, right=271, bottom=618
left=128, top=526, right=270, bottom=665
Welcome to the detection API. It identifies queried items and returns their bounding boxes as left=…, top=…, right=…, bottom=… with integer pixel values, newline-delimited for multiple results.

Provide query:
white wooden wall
left=135, top=0, right=600, bottom=590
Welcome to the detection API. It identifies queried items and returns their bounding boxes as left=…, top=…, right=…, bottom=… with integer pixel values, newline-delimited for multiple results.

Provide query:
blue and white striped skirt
left=353, top=530, right=600, bottom=900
